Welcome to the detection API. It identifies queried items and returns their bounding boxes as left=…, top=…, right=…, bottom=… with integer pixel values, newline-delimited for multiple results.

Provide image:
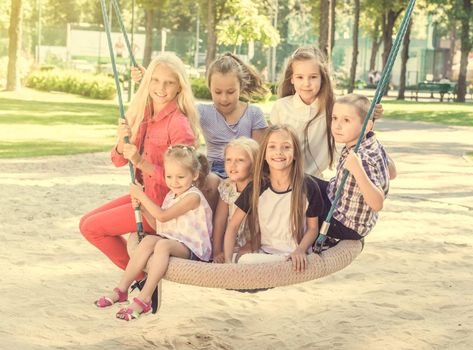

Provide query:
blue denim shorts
left=210, top=160, right=228, bottom=179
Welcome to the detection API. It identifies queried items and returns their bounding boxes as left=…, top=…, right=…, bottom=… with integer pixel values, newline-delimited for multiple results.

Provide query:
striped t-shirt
left=198, top=103, right=267, bottom=162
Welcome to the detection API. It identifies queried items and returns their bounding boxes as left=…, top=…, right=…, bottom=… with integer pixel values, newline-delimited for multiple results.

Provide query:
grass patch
left=382, top=100, right=473, bottom=127
left=466, top=151, right=473, bottom=162
left=1, top=88, right=472, bottom=159
left=0, top=90, right=119, bottom=125
left=0, top=88, right=118, bottom=158
left=0, top=140, right=110, bottom=158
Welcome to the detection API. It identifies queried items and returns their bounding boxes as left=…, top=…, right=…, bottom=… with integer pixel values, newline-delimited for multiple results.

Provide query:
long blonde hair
left=277, top=46, right=335, bottom=168
left=248, top=125, right=306, bottom=251
left=125, top=53, right=200, bottom=143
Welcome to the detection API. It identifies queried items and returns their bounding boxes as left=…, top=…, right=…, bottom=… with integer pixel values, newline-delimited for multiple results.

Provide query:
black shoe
left=151, top=281, right=162, bottom=314
left=130, top=278, right=146, bottom=292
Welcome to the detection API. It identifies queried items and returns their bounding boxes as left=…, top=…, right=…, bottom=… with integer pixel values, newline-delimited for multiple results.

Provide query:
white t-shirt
left=235, top=176, right=324, bottom=255
left=270, top=94, right=330, bottom=178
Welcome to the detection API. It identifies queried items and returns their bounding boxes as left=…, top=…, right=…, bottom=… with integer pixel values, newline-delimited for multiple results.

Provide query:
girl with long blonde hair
left=223, top=125, right=324, bottom=271
left=80, top=52, right=198, bottom=273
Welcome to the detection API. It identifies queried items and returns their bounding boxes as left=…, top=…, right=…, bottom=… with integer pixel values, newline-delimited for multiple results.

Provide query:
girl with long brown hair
left=270, top=46, right=383, bottom=179
left=222, top=125, right=324, bottom=271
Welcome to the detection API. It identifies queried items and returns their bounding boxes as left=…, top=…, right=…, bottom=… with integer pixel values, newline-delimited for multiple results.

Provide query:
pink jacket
left=111, top=100, right=196, bottom=205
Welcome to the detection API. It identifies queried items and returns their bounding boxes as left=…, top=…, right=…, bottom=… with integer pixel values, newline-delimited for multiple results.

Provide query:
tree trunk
left=205, top=0, right=217, bottom=69
left=397, top=20, right=412, bottom=100
left=381, top=8, right=402, bottom=96
left=330, top=0, right=336, bottom=55
left=319, top=0, right=329, bottom=58
left=143, top=9, right=154, bottom=68
left=456, top=0, right=471, bottom=102
left=369, top=38, right=382, bottom=72
left=7, top=0, right=23, bottom=91
left=381, top=10, right=401, bottom=69
left=446, top=21, right=456, bottom=80
left=369, top=19, right=382, bottom=71
left=348, top=0, right=360, bottom=94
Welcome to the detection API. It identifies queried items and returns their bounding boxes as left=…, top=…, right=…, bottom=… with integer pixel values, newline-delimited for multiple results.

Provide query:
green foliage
left=190, top=77, right=212, bottom=100
left=217, top=0, right=280, bottom=49
left=332, top=68, right=351, bottom=91
left=0, top=56, right=33, bottom=88
left=26, top=69, right=116, bottom=100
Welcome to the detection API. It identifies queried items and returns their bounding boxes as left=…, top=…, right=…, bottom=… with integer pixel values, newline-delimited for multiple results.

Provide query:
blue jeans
left=210, top=160, right=227, bottom=179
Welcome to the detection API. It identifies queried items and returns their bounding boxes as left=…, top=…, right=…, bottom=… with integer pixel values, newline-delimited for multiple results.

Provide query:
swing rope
left=110, top=0, right=138, bottom=67
left=99, top=0, right=143, bottom=238
left=314, top=0, right=417, bottom=253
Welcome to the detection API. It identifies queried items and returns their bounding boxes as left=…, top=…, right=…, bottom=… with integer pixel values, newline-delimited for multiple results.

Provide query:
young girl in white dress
left=95, top=145, right=212, bottom=321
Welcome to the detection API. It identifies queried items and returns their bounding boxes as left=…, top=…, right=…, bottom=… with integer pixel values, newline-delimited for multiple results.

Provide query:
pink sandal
left=116, top=297, right=152, bottom=321
left=95, top=287, right=128, bottom=308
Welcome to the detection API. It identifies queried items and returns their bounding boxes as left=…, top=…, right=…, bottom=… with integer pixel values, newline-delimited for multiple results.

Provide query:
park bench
left=407, top=82, right=457, bottom=102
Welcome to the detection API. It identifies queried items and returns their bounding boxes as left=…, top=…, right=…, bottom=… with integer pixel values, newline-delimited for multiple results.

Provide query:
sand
left=1, top=118, right=472, bottom=350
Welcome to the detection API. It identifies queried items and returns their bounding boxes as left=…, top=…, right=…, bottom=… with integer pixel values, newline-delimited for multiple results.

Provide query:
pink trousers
left=79, top=195, right=155, bottom=270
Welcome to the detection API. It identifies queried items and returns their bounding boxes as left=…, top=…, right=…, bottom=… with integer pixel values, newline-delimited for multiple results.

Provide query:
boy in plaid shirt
left=314, top=93, right=395, bottom=240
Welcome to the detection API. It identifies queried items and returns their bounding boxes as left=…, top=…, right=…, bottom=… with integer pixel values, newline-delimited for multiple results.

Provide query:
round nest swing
left=103, top=0, right=416, bottom=292
left=127, top=233, right=363, bottom=290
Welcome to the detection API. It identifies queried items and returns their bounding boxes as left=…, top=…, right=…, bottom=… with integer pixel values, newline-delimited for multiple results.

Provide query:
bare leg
left=104, top=235, right=161, bottom=302
left=126, top=239, right=190, bottom=313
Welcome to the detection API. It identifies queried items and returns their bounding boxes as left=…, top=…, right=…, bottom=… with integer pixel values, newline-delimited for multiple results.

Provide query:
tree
left=380, top=2, right=404, bottom=70
left=318, top=0, right=336, bottom=60
left=216, top=0, right=280, bottom=52
left=348, top=0, right=360, bottom=93
left=397, top=20, right=412, bottom=99
left=429, top=0, right=472, bottom=102
left=142, top=8, right=154, bottom=67
left=359, top=1, right=383, bottom=72
left=456, top=0, right=471, bottom=102
left=206, top=0, right=217, bottom=67
left=7, top=0, right=22, bottom=91
left=137, top=0, right=169, bottom=67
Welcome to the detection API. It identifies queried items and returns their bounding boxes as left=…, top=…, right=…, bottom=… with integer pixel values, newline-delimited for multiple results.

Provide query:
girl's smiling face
left=164, top=159, right=198, bottom=196
left=224, top=146, right=253, bottom=184
left=265, top=130, right=295, bottom=171
left=290, top=59, right=322, bottom=105
left=148, top=64, right=181, bottom=111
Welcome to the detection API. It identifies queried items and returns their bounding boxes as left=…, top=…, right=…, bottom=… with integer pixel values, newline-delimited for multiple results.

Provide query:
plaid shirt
left=327, top=131, right=389, bottom=236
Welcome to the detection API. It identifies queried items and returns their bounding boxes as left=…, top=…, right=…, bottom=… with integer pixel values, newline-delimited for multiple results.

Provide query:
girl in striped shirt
left=132, top=53, right=268, bottom=178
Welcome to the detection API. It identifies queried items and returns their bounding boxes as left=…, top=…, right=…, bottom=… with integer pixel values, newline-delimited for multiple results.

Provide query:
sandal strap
left=113, top=287, right=128, bottom=302
left=116, top=307, right=137, bottom=321
left=133, top=297, right=152, bottom=313
left=95, top=296, right=113, bottom=308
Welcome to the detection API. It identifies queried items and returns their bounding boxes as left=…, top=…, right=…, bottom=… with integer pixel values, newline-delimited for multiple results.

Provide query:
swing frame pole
left=99, top=0, right=144, bottom=237
left=314, top=0, right=416, bottom=253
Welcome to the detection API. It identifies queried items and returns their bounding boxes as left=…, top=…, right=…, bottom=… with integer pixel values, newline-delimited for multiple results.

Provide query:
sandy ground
left=1, top=118, right=472, bottom=350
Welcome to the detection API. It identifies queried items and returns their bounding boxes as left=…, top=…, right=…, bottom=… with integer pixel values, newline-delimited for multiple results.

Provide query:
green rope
left=99, top=0, right=144, bottom=237
left=110, top=0, right=137, bottom=67
left=314, top=0, right=416, bottom=253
